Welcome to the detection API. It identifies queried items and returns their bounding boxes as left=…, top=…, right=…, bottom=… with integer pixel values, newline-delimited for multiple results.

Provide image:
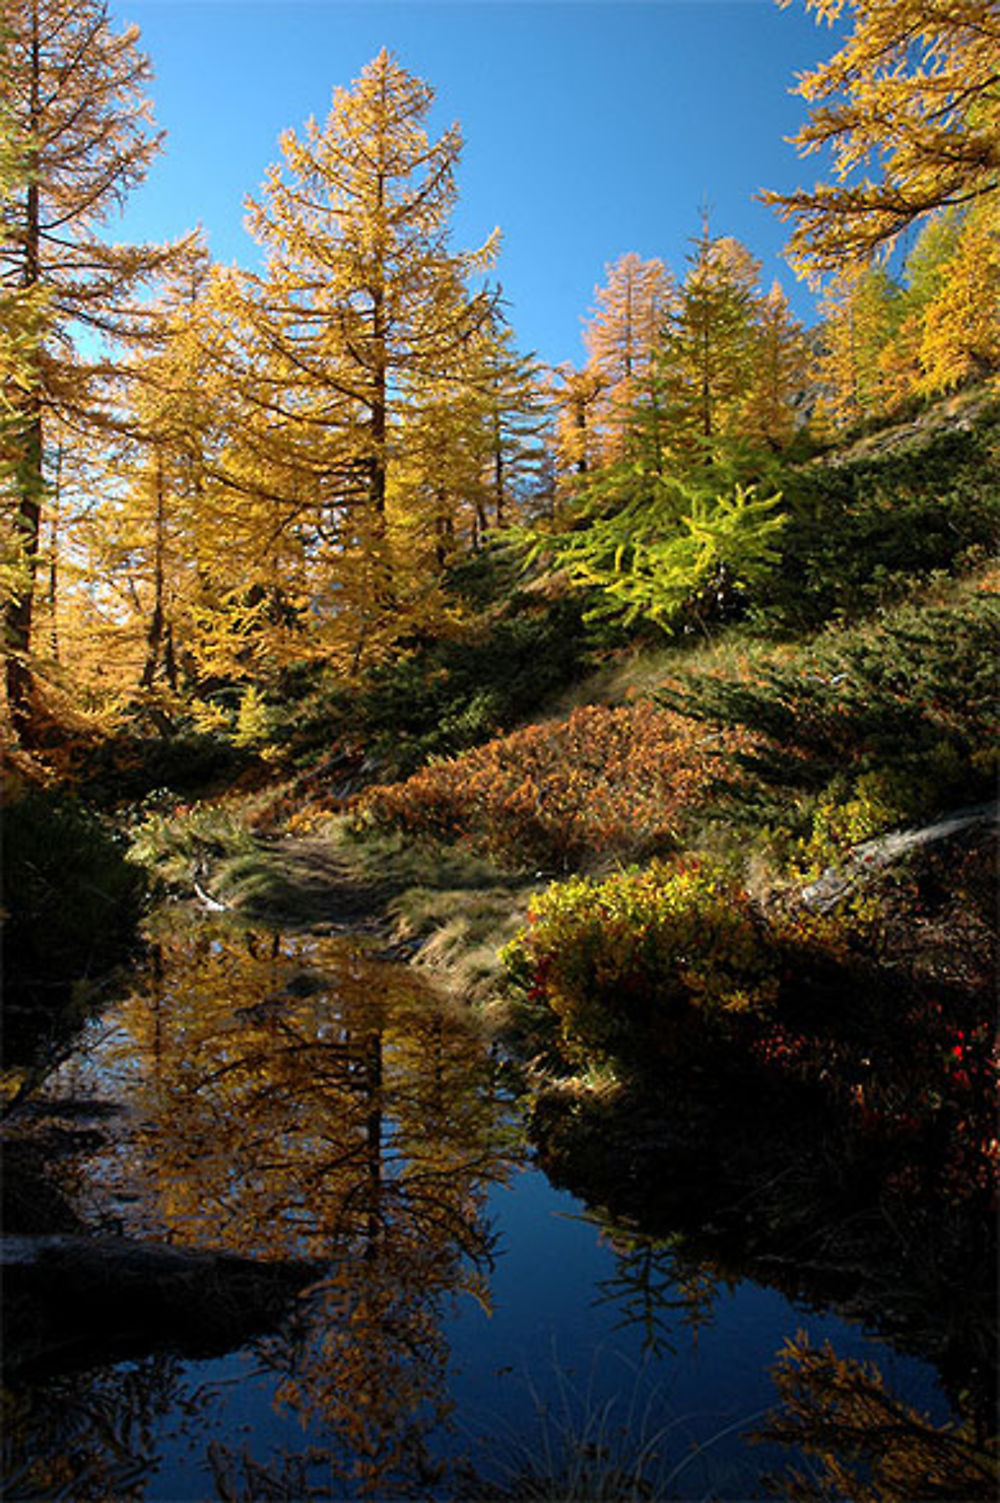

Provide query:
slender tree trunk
left=141, top=454, right=167, bottom=689
left=164, top=622, right=176, bottom=690
left=47, top=446, right=60, bottom=660
left=5, top=5, right=43, bottom=737
left=6, top=410, right=42, bottom=734
left=492, top=411, right=505, bottom=528
left=367, top=292, right=396, bottom=609
left=367, top=167, right=393, bottom=610
left=365, top=1029, right=383, bottom=1258
left=435, top=504, right=454, bottom=569
left=574, top=395, right=588, bottom=475
left=370, top=287, right=387, bottom=524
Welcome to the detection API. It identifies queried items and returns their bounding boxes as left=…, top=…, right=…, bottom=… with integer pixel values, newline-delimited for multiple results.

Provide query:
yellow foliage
left=739, top=279, right=809, bottom=447
left=582, top=253, right=675, bottom=461
left=815, top=264, right=898, bottom=428
left=918, top=207, right=1000, bottom=393
left=1, top=0, right=190, bottom=737
left=194, top=50, right=508, bottom=672
left=767, top=0, right=1000, bottom=276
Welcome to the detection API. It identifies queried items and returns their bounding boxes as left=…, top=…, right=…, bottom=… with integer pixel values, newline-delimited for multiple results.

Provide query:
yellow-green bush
left=796, top=769, right=909, bottom=876
left=502, top=858, right=778, bottom=1061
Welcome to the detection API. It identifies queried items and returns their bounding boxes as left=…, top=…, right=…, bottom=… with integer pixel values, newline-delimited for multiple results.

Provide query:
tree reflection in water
left=593, top=1228, right=726, bottom=1358
left=2, top=1352, right=189, bottom=1500
left=28, top=918, right=522, bottom=1496
left=9, top=916, right=981, bottom=1498
left=756, top=1332, right=998, bottom=1501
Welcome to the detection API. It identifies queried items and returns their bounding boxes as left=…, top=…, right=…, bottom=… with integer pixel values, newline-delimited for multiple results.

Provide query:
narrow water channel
left=3, top=914, right=952, bottom=1499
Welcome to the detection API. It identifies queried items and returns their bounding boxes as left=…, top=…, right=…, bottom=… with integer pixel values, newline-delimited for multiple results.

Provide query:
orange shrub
left=354, top=702, right=746, bottom=868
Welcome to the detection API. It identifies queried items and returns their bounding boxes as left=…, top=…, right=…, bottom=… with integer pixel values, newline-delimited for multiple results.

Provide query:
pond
left=2, top=915, right=960, bottom=1499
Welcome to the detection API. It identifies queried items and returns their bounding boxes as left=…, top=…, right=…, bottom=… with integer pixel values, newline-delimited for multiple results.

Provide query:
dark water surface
left=3, top=918, right=951, bottom=1499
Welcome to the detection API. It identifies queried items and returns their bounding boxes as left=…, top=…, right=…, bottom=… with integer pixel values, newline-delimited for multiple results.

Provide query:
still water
left=4, top=918, right=949, bottom=1499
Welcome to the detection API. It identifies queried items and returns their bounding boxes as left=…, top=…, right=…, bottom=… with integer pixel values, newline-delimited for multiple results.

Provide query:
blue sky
left=108, top=0, right=842, bottom=369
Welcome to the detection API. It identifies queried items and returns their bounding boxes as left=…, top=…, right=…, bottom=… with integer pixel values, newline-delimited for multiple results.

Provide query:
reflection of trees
left=100, top=925, right=513, bottom=1253
left=530, top=1070, right=996, bottom=1439
left=84, top=921, right=519, bottom=1494
left=2, top=1353, right=190, bottom=1500
left=757, top=1332, right=999, bottom=1502
left=594, top=1228, right=725, bottom=1358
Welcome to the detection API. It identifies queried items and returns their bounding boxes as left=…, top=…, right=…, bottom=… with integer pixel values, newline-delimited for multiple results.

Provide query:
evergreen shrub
left=658, top=586, right=1000, bottom=855
left=355, top=595, right=591, bottom=776
left=762, top=413, right=1000, bottom=628
left=81, top=728, right=252, bottom=805
left=268, top=592, right=596, bottom=782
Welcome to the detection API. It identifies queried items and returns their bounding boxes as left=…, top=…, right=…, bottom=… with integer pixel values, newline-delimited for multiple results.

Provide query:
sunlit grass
left=386, top=880, right=536, bottom=1002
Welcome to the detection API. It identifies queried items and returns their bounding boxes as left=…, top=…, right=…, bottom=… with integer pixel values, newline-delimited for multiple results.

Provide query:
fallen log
left=801, top=801, right=997, bottom=913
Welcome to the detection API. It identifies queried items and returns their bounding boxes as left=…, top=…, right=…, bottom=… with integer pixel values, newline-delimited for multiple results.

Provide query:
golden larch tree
left=739, top=280, right=809, bottom=449
left=918, top=205, right=1000, bottom=392
left=0, top=0, right=180, bottom=736
left=815, top=263, right=899, bottom=427
left=385, top=310, right=547, bottom=595
left=216, top=50, right=499, bottom=671
left=583, top=252, right=674, bottom=459
left=873, top=209, right=966, bottom=409
left=70, top=240, right=220, bottom=705
left=450, top=311, right=550, bottom=541
left=548, top=362, right=607, bottom=504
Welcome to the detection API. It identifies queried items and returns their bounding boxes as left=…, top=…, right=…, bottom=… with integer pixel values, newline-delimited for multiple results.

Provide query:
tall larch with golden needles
left=0, top=0, right=180, bottom=738
left=739, top=280, right=808, bottom=450
left=873, top=209, right=965, bottom=410
left=583, top=252, right=674, bottom=460
left=549, top=363, right=607, bottom=505
left=218, top=50, right=499, bottom=672
left=390, top=308, right=547, bottom=587
left=815, top=263, right=899, bottom=428
left=918, top=206, right=1000, bottom=393
left=463, top=312, right=550, bottom=537
left=658, top=227, right=763, bottom=453
left=70, top=240, right=219, bottom=704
